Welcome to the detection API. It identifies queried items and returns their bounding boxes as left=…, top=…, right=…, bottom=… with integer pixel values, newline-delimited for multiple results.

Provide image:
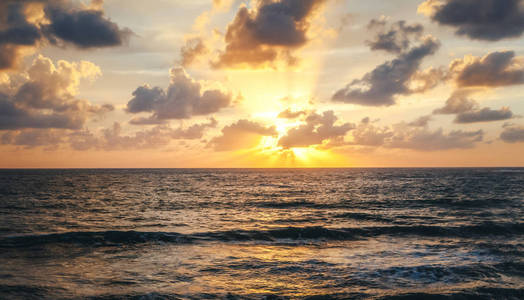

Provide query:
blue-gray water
left=0, top=168, right=523, bottom=299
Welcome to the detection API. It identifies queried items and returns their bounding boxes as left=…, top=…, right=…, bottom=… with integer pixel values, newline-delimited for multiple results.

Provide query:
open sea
left=0, top=168, right=523, bottom=299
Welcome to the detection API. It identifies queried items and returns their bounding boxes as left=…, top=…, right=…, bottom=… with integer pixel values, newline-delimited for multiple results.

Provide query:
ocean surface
left=0, top=168, right=523, bottom=299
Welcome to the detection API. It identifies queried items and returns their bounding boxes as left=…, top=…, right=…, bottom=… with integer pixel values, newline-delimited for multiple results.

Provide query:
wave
left=332, top=212, right=392, bottom=222
left=378, top=287, right=524, bottom=300
left=255, top=200, right=342, bottom=209
left=0, top=284, right=58, bottom=299
left=1, top=222, right=522, bottom=248
left=3, top=287, right=520, bottom=300
left=369, top=262, right=524, bottom=285
left=0, top=231, right=191, bottom=248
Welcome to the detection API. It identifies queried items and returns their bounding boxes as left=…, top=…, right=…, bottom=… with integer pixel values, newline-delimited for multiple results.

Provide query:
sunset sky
left=1, top=0, right=524, bottom=167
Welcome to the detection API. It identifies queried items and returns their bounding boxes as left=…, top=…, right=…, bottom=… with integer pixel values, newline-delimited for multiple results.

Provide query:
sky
left=1, top=0, right=524, bottom=168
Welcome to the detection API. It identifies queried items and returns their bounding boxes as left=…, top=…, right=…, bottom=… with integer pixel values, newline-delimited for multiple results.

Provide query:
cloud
left=433, top=90, right=478, bottom=114
left=43, top=2, right=131, bottom=48
left=211, top=0, right=325, bottom=69
left=0, top=0, right=129, bottom=70
left=126, top=68, right=232, bottom=122
left=277, top=108, right=307, bottom=119
left=455, top=107, right=513, bottom=124
left=0, top=4, right=41, bottom=46
left=434, top=90, right=515, bottom=123
left=1, top=129, right=63, bottom=149
left=388, top=127, right=484, bottom=151
left=500, top=125, right=524, bottom=143
left=69, top=123, right=172, bottom=151
left=180, top=37, right=208, bottom=67
left=209, top=119, right=277, bottom=151
left=126, top=86, right=164, bottom=114
left=332, top=36, right=440, bottom=106
left=0, top=2, right=42, bottom=70
left=0, top=96, right=84, bottom=130
left=347, top=118, right=483, bottom=151
left=278, top=111, right=354, bottom=148
left=450, top=51, right=524, bottom=88
left=66, top=118, right=218, bottom=151
left=332, top=19, right=441, bottom=106
left=0, top=55, right=111, bottom=130
left=420, top=0, right=524, bottom=41
left=89, top=0, right=105, bottom=11
left=170, top=118, right=218, bottom=139
left=129, top=116, right=166, bottom=126
left=366, top=18, right=423, bottom=54
left=407, top=115, right=432, bottom=127
left=276, top=112, right=482, bottom=152
left=350, top=118, right=393, bottom=146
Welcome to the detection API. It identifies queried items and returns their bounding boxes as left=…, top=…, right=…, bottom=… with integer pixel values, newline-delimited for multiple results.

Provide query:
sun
left=252, top=119, right=345, bottom=167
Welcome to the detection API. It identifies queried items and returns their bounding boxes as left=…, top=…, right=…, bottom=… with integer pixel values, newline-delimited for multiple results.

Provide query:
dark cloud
left=0, top=3, right=41, bottom=45
left=455, top=107, right=513, bottom=124
left=366, top=19, right=423, bottom=54
left=333, top=19, right=442, bottom=106
left=126, top=68, right=232, bottom=122
left=126, top=86, right=164, bottom=114
left=422, top=0, right=524, bottom=41
left=277, top=108, right=307, bottom=119
left=0, top=3, right=42, bottom=69
left=209, top=119, right=277, bottom=151
left=0, top=0, right=129, bottom=70
left=434, top=90, right=515, bottom=123
left=0, top=55, right=110, bottom=130
left=212, top=0, right=325, bottom=68
left=0, top=96, right=84, bottom=130
left=450, top=51, right=524, bottom=88
left=332, top=36, right=440, bottom=106
left=500, top=125, right=524, bottom=143
left=43, top=3, right=130, bottom=48
left=180, top=38, right=208, bottom=67
left=0, top=45, right=23, bottom=70
left=278, top=111, right=354, bottom=148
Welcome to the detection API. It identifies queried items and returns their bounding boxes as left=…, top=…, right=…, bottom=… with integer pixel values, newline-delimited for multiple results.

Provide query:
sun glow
left=247, top=121, right=347, bottom=167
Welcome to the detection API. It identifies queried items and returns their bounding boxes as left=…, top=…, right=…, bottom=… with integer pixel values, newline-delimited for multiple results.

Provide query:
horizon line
left=1, top=166, right=524, bottom=170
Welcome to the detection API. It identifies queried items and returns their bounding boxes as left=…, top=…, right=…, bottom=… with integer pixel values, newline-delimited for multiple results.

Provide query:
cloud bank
left=0, top=55, right=111, bottom=130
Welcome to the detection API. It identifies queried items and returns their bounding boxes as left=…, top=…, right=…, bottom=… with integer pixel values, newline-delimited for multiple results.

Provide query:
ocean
left=0, top=168, right=523, bottom=299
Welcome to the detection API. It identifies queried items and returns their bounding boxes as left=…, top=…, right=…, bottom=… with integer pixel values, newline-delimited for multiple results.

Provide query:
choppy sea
left=0, top=168, right=523, bottom=299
